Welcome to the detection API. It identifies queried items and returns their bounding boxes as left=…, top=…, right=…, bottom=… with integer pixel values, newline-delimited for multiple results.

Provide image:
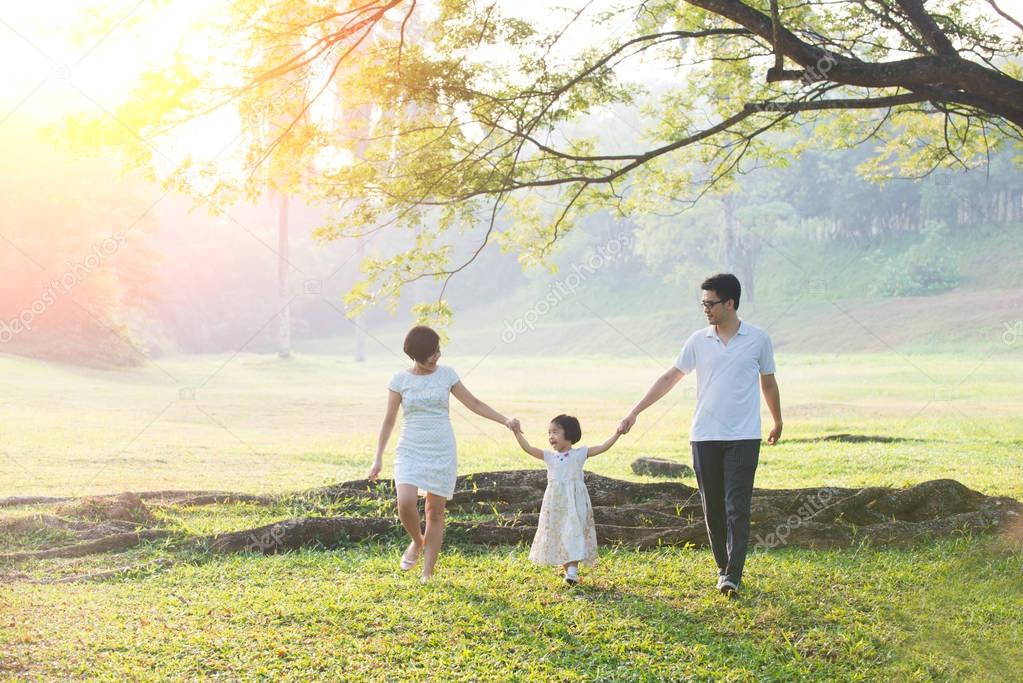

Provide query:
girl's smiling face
left=548, top=421, right=572, bottom=452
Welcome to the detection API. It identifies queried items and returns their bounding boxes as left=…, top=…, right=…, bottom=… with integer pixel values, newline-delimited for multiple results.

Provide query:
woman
left=368, top=325, right=519, bottom=582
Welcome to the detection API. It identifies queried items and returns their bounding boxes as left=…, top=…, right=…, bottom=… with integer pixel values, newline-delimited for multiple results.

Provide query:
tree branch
left=746, top=92, right=928, bottom=111
left=894, top=0, right=958, bottom=56
left=683, top=0, right=1023, bottom=129
left=984, top=0, right=1023, bottom=33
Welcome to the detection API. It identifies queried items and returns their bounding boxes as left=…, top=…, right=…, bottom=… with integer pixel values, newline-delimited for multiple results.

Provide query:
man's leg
left=691, top=441, right=728, bottom=578
left=722, top=439, right=761, bottom=587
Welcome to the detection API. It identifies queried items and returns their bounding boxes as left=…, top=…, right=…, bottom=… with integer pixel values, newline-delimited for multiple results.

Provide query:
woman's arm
left=587, top=428, right=624, bottom=458
left=513, top=429, right=544, bottom=460
left=368, top=390, right=401, bottom=480
left=450, top=380, right=519, bottom=431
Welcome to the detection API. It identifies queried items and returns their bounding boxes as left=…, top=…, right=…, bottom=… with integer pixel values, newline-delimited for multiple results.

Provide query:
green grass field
left=2, top=349, right=1022, bottom=681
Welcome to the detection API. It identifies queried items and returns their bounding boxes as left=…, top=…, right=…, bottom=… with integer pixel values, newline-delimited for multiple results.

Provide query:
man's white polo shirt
left=674, top=320, right=776, bottom=442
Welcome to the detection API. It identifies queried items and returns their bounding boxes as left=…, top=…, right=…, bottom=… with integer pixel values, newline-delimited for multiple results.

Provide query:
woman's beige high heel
left=399, top=541, right=421, bottom=571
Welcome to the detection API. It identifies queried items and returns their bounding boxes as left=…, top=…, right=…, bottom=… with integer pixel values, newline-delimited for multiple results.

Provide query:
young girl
left=513, top=414, right=623, bottom=585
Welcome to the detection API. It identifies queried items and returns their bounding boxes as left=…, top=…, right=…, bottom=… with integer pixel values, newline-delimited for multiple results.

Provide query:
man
left=619, top=273, right=782, bottom=599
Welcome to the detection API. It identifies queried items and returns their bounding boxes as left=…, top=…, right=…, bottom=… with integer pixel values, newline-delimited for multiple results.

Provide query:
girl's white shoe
left=564, top=566, right=579, bottom=585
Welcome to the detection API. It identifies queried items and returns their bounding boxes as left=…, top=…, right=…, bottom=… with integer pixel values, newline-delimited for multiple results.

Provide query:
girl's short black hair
left=551, top=414, right=582, bottom=444
left=403, top=326, right=440, bottom=363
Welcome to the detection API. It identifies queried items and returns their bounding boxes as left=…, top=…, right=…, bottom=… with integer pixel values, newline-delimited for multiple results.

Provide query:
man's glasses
left=701, top=299, right=724, bottom=310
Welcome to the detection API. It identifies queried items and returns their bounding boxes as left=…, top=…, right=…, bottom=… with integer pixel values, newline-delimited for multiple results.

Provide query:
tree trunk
left=722, top=194, right=737, bottom=273
left=354, top=316, right=366, bottom=363
left=741, top=251, right=755, bottom=305
left=277, top=192, right=291, bottom=359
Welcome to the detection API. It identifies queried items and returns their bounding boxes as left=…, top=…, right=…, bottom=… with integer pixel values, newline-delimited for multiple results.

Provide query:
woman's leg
left=396, top=484, right=424, bottom=561
left=422, top=492, right=447, bottom=579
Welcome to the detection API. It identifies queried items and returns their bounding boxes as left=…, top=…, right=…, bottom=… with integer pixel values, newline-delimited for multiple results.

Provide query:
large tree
left=73, top=0, right=1023, bottom=323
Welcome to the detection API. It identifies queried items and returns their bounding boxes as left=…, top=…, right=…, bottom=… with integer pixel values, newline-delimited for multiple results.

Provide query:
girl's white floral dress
left=528, top=445, right=598, bottom=566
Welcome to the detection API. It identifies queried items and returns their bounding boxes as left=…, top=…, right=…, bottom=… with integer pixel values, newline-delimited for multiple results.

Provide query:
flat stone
left=631, top=457, right=694, bottom=478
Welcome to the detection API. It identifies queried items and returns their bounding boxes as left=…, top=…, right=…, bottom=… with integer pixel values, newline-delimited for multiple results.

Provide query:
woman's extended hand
left=367, top=459, right=382, bottom=481
left=505, top=417, right=521, bottom=433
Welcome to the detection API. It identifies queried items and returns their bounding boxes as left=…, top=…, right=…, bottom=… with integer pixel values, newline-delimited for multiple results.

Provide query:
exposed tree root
left=1, top=530, right=170, bottom=563
left=2, top=473, right=1019, bottom=569
left=198, top=473, right=1022, bottom=555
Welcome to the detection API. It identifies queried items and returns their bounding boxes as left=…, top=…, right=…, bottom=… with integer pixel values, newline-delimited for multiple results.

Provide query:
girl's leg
left=564, top=561, right=579, bottom=584
left=421, top=492, right=447, bottom=579
left=396, top=484, right=424, bottom=563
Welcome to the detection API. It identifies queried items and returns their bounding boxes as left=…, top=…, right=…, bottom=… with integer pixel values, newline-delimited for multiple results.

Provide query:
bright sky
left=1, top=1, right=199, bottom=119
left=0, top=0, right=223, bottom=174
left=2, top=0, right=1022, bottom=145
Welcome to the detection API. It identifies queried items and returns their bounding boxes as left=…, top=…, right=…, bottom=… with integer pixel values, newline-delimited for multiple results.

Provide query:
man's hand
left=620, top=368, right=683, bottom=436
left=767, top=421, right=783, bottom=445
left=618, top=413, right=637, bottom=434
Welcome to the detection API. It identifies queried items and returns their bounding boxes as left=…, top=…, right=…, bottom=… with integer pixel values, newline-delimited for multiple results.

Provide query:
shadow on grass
left=785, top=434, right=926, bottom=444
left=430, top=574, right=813, bottom=679
left=7, top=533, right=1023, bottom=681
left=876, top=536, right=1023, bottom=681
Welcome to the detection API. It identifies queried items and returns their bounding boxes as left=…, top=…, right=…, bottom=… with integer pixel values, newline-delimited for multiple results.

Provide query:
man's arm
left=619, top=367, right=685, bottom=434
left=760, top=373, right=783, bottom=445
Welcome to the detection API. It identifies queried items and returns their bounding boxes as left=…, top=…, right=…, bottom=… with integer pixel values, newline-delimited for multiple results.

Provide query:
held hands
left=618, top=413, right=637, bottom=435
left=505, top=417, right=522, bottom=433
left=767, top=421, right=783, bottom=445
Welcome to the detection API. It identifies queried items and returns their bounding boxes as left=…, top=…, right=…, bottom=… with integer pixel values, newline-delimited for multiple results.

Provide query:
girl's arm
left=513, top=429, right=544, bottom=460
left=450, top=380, right=519, bottom=431
left=587, top=428, right=624, bottom=458
left=368, top=390, right=401, bottom=480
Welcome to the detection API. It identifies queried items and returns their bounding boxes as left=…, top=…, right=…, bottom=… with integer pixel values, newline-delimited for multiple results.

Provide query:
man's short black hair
left=551, top=414, right=582, bottom=444
left=701, top=273, right=741, bottom=310
left=403, top=326, right=440, bottom=363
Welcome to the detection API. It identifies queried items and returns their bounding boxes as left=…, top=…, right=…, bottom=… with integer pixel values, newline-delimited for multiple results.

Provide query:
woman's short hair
left=403, top=326, right=440, bottom=363
left=551, top=414, right=582, bottom=444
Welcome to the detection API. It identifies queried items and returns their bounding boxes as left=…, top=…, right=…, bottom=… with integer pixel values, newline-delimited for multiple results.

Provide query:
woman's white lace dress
left=387, top=365, right=460, bottom=499
left=529, top=445, right=598, bottom=566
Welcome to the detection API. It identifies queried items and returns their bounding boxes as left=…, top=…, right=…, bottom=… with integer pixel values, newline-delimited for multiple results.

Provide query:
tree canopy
left=72, top=0, right=1023, bottom=325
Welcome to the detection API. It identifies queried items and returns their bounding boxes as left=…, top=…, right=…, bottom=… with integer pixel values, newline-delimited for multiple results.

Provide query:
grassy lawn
left=3, top=539, right=1022, bottom=681
left=1, top=350, right=1021, bottom=498
left=1, top=350, right=1021, bottom=681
